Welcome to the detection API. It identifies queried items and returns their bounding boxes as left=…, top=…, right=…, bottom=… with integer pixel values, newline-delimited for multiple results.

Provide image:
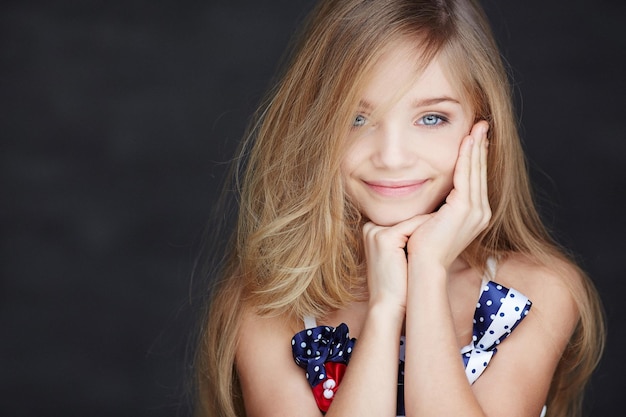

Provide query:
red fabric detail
left=311, top=362, right=347, bottom=413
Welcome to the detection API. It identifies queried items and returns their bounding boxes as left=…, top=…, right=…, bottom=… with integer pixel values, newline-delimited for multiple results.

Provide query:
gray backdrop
left=2, top=0, right=624, bottom=415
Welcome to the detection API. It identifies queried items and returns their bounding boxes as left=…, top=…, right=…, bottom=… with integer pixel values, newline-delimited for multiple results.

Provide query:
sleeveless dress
left=291, top=259, right=547, bottom=417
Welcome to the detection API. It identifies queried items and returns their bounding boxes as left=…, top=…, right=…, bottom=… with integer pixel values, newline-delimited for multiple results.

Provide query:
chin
left=365, top=210, right=421, bottom=227
left=363, top=200, right=444, bottom=227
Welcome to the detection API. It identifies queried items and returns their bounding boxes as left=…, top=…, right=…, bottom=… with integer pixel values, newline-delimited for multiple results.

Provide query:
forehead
left=357, top=39, right=468, bottom=110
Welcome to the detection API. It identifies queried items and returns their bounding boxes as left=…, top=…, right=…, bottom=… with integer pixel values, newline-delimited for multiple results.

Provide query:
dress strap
left=303, top=315, right=317, bottom=329
left=482, top=256, right=497, bottom=285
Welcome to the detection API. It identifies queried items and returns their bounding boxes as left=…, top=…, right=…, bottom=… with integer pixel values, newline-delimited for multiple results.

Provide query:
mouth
left=363, top=179, right=427, bottom=197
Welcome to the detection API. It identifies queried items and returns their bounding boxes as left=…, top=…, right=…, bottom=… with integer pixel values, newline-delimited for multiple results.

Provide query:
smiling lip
left=364, top=180, right=427, bottom=197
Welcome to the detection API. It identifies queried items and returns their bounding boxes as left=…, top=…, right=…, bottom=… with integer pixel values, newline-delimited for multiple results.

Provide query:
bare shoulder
left=496, top=252, right=581, bottom=343
left=496, top=252, right=582, bottom=298
left=236, top=306, right=321, bottom=417
left=238, top=305, right=301, bottom=343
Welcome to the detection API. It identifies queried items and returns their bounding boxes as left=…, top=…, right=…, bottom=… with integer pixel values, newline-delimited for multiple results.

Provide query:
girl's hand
left=406, top=120, right=491, bottom=270
left=362, top=120, right=490, bottom=309
left=362, top=216, right=426, bottom=313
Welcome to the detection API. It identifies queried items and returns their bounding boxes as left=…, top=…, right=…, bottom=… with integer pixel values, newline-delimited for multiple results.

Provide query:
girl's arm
left=236, top=297, right=405, bottom=417
left=402, top=123, right=579, bottom=416
left=236, top=308, right=323, bottom=417
left=404, top=257, right=579, bottom=417
left=401, top=122, right=490, bottom=416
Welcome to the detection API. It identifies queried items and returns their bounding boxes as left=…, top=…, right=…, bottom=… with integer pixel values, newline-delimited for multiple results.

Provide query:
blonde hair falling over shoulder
left=195, top=1, right=605, bottom=416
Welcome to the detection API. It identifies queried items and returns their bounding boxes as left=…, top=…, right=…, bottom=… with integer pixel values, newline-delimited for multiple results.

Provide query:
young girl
left=195, top=1, right=605, bottom=416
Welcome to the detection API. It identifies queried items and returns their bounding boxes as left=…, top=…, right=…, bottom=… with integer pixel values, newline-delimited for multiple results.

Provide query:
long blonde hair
left=195, top=1, right=604, bottom=416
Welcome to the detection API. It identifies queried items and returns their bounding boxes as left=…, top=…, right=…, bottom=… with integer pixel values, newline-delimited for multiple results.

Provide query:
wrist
left=367, top=297, right=405, bottom=325
left=407, top=259, right=448, bottom=285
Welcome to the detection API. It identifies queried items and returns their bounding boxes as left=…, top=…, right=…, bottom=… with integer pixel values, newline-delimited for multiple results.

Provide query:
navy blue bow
left=460, top=281, right=532, bottom=383
left=292, top=323, right=356, bottom=387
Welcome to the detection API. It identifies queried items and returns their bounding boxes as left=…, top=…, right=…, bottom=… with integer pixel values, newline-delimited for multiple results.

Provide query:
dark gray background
left=1, top=0, right=624, bottom=415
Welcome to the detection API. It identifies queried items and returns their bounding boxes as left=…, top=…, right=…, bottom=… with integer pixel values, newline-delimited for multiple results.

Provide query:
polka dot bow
left=291, top=323, right=356, bottom=412
left=460, top=281, right=532, bottom=384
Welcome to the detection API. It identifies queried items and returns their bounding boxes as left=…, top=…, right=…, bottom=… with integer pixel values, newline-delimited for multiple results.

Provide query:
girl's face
left=342, top=41, right=474, bottom=227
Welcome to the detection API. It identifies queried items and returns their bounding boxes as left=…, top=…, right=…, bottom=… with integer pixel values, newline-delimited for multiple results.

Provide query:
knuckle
left=362, top=222, right=375, bottom=236
left=477, top=209, right=491, bottom=229
left=373, top=228, right=389, bottom=243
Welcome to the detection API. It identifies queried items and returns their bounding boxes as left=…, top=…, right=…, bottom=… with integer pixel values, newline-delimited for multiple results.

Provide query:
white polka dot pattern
left=293, top=280, right=533, bottom=416
left=460, top=281, right=532, bottom=384
left=396, top=280, right=532, bottom=415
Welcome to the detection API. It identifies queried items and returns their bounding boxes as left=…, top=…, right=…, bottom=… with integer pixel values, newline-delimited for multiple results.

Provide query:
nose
left=371, top=124, right=417, bottom=169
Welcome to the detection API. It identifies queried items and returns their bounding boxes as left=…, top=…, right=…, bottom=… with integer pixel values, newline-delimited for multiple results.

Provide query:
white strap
left=485, top=256, right=497, bottom=281
left=303, top=315, right=317, bottom=329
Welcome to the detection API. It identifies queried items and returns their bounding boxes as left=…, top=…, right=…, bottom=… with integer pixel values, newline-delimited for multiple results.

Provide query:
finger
left=469, top=123, right=484, bottom=207
left=363, top=220, right=412, bottom=251
left=391, top=213, right=434, bottom=236
left=452, top=134, right=473, bottom=199
left=462, top=121, right=485, bottom=209
left=379, top=214, right=434, bottom=248
left=480, top=124, right=490, bottom=213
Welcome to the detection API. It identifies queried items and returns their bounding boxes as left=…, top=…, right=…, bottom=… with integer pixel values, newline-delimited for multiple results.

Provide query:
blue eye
left=419, top=114, right=447, bottom=126
left=353, top=114, right=367, bottom=127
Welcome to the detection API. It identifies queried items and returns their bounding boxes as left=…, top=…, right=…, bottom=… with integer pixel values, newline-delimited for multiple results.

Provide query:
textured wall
left=1, top=0, right=624, bottom=415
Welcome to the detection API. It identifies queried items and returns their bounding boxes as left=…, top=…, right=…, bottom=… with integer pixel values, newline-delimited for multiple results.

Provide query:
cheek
left=339, top=139, right=369, bottom=180
left=339, top=152, right=358, bottom=197
left=339, top=153, right=355, bottom=184
left=431, top=140, right=461, bottom=179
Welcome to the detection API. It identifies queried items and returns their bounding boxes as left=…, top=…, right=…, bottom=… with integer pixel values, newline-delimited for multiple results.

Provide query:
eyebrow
left=411, top=96, right=461, bottom=108
left=357, top=100, right=375, bottom=110
left=357, top=96, right=461, bottom=110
